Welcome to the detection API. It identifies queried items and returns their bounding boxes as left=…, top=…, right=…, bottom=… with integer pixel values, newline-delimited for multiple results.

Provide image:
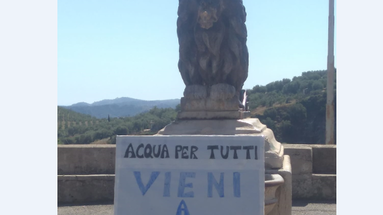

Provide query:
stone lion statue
left=177, top=0, right=248, bottom=108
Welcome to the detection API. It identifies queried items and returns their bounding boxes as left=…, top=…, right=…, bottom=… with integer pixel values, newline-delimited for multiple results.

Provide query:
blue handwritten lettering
left=133, top=171, right=160, bottom=196
left=163, top=172, right=171, bottom=197
left=208, top=172, right=224, bottom=197
left=233, top=172, right=241, bottom=197
left=178, top=172, right=195, bottom=198
left=176, top=200, right=190, bottom=215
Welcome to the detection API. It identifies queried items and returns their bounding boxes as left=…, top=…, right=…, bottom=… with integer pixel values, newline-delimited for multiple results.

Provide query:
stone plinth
left=178, top=96, right=251, bottom=120
left=177, top=110, right=251, bottom=120
left=157, top=118, right=284, bottom=169
left=265, top=174, right=285, bottom=214
left=180, top=96, right=239, bottom=111
left=178, top=84, right=250, bottom=120
left=266, top=155, right=292, bottom=215
left=157, top=118, right=292, bottom=215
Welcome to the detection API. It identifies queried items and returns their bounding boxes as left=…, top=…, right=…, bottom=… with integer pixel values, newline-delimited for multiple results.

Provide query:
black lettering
left=153, top=145, right=161, bottom=158
left=207, top=145, right=219, bottom=159
left=230, top=146, right=242, bottom=159
left=124, top=143, right=136, bottom=158
left=161, top=144, right=170, bottom=158
left=175, top=145, right=182, bottom=159
left=144, top=144, right=153, bottom=158
left=136, top=143, right=144, bottom=158
left=190, top=146, right=198, bottom=159
left=254, top=146, right=258, bottom=160
left=243, top=146, right=254, bottom=159
left=182, top=146, right=189, bottom=159
left=220, top=146, right=229, bottom=159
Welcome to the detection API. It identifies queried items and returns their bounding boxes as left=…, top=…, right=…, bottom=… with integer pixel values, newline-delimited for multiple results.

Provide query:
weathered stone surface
left=210, top=83, right=236, bottom=100
left=58, top=175, right=114, bottom=204
left=284, top=146, right=313, bottom=175
left=291, top=174, right=313, bottom=199
left=157, top=118, right=284, bottom=169
left=282, top=145, right=337, bottom=200
left=265, top=174, right=285, bottom=215
left=57, top=144, right=336, bottom=203
left=177, top=110, right=250, bottom=119
left=180, top=83, right=244, bottom=115
left=58, top=204, right=115, bottom=215
left=311, top=174, right=336, bottom=200
left=177, top=0, right=248, bottom=101
left=159, top=118, right=265, bottom=134
left=180, top=97, right=239, bottom=111
left=312, top=146, right=336, bottom=174
left=183, top=85, right=208, bottom=99
left=266, top=155, right=292, bottom=215
left=58, top=145, right=115, bottom=175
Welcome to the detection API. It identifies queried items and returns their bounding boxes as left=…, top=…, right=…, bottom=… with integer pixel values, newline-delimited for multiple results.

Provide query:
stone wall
left=284, top=144, right=336, bottom=200
left=58, top=145, right=115, bottom=175
left=57, top=144, right=336, bottom=204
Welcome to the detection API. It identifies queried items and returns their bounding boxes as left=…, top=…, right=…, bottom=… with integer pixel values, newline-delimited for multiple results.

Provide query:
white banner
left=114, top=135, right=265, bottom=215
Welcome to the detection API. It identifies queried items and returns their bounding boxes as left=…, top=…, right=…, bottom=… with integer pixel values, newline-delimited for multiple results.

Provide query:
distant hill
left=246, top=69, right=336, bottom=144
left=57, top=106, right=177, bottom=145
left=57, top=106, right=96, bottom=122
left=58, top=70, right=336, bottom=145
left=60, top=97, right=180, bottom=119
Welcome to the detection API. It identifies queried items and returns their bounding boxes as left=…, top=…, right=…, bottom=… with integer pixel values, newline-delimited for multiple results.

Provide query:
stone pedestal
left=157, top=118, right=292, bottom=215
left=157, top=118, right=284, bottom=169
left=266, top=155, right=292, bottom=215
left=177, top=110, right=251, bottom=120
left=178, top=84, right=251, bottom=120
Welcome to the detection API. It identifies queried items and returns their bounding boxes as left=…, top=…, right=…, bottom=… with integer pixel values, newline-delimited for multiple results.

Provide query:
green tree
left=114, top=126, right=128, bottom=135
left=312, top=80, right=324, bottom=90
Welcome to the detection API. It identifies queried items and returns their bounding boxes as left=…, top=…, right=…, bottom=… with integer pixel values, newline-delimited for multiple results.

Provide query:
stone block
left=58, top=174, right=115, bottom=204
left=283, top=146, right=312, bottom=175
left=58, top=145, right=116, bottom=175
left=180, top=97, right=239, bottom=111
left=291, top=174, right=313, bottom=199
left=311, top=174, right=336, bottom=200
left=312, top=146, right=336, bottom=174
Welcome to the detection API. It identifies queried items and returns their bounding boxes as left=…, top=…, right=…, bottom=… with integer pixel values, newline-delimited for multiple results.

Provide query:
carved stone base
left=180, top=84, right=245, bottom=120
left=266, top=156, right=292, bottom=215
left=157, top=118, right=284, bottom=169
left=177, top=110, right=250, bottom=120
left=265, top=174, right=284, bottom=214
left=180, top=96, right=239, bottom=111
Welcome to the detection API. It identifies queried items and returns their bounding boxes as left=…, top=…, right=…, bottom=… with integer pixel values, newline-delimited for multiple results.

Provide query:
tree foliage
left=57, top=106, right=177, bottom=145
left=247, top=70, right=336, bottom=144
left=58, top=70, right=336, bottom=145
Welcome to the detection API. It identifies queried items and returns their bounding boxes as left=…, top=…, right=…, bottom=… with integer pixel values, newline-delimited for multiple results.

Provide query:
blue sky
left=58, top=0, right=336, bottom=106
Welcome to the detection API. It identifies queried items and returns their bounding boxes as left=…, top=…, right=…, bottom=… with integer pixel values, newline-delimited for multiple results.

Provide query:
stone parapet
left=57, top=143, right=336, bottom=203
left=58, top=174, right=114, bottom=204
left=58, top=145, right=115, bottom=175
left=283, top=144, right=336, bottom=200
left=311, top=174, right=336, bottom=200
left=312, top=145, right=336, bottom=174
left=283, top=147, right=312, bottom=175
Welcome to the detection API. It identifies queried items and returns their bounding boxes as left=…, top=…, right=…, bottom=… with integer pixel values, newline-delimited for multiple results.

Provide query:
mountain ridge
left=57, top=70, right=336, bottom=145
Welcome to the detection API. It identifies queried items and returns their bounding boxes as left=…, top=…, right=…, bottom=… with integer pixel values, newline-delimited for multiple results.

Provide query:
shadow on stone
left=292, top=200, right=336, bottom=207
